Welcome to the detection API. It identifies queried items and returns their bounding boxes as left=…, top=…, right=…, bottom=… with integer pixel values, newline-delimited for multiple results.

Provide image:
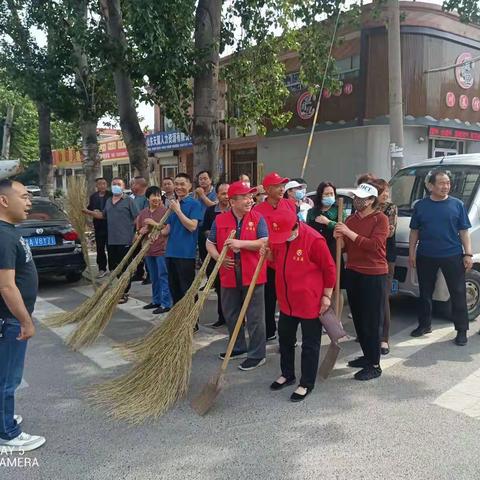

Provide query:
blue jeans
left=0, top=318, right=27, bottom=440
left=145, top=256, right=172, bottom=308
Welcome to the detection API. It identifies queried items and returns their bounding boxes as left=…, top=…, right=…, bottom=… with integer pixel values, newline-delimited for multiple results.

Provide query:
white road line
left=73, top=285, right=158, bottom=323
left=331, top=322, right=457, bottom=377
left=34, top=297, right=130, bottom=369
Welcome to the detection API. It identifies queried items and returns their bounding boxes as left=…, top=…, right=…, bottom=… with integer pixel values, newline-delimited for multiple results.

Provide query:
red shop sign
left=429, top=126, right=480, bottom=141
left=445, top=92, right=456, bottom=108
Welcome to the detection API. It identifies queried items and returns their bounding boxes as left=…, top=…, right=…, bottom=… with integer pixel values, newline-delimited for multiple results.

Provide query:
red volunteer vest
left=215, top=210, right=267, bottom=288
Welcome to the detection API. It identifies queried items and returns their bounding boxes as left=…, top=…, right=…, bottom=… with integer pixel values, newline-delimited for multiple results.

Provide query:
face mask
left=321, top=196, right=335, bottom=207
left=294, top=189, right=306, bottom=201
left=353, top=197, right=370, bottom=212
left=286, top=229, right=298, bottom=242
left=111, top=185, right=123, bottom=195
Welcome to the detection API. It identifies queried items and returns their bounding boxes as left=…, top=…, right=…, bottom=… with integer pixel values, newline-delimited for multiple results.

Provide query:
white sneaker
left=0, top=432, right=46, bottom=452
left=96, top=270, right=107, bottom=279
left=13, top=414, right=22, bottom=425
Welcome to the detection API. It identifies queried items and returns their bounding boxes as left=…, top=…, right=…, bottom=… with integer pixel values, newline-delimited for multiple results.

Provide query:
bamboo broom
left=66, top=221, right=168, bottom=351
left=191, top=253, right=266, bottom=416
left=114, top=254, right=212, bottom=362
left=87, top=230, right=235, bottom=423
left=44, top=210, right=168, bottom=328
left=65, top=176, right=96, bottom=289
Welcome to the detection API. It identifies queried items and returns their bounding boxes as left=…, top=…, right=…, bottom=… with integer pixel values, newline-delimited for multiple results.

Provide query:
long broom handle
left=335, top=197, right=344, bottom=316
left=195, top=230, right=236, bottom=310
left=220, top=253, right=267, bottom=372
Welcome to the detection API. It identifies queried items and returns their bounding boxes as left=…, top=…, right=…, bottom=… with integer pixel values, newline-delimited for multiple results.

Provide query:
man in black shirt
left=86, top=177, right=112, bottom=278
left=202, top=182, right=230, bottom=328
left=0, top=179, right=45, bottom=452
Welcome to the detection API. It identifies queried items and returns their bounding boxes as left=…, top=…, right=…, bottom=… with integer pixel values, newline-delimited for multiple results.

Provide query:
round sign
left=296, top=92, right=315, bottom=120
left=333, top=89, right=342, bottom=97
left=455, top=53, right=475, bottom=90
left=446, top=92, right=456, bottom=108
left=322, top=88, right=331, bottom=99
left=343, top=83, right=353, bottom=95
left=460, top=94, right=469, bottom=110
left=473, top=97, right=480, bottom=112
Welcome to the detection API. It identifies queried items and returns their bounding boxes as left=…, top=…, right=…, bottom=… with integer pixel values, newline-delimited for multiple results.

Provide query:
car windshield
left=390, top=165, right=480, bottom=216
left=27, top=201, right=68, bottom=222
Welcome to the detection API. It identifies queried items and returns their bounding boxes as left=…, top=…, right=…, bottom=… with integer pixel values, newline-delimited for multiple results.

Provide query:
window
left=118, top=164, right=131, bottom=185
left=102, top=165, right=113, bottom=185
left=161, top=165, right=178, bottom=180
left=27, top=200, right=67, bottom=222
left=335, top=55, right=360, bottom=79
left=390, top=165, right=480, bottom=214
left=285, top=71, right=302, bottom=93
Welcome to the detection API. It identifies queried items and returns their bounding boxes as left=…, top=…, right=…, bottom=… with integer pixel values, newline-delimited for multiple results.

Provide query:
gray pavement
left=5, top=273, right=480, bottom=480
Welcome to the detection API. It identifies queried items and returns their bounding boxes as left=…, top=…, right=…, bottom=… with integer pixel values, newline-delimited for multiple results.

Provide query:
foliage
left=443, top=0, right=480, bottom=24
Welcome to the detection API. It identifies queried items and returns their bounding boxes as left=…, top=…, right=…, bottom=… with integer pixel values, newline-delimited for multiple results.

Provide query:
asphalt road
left=5, top=273, right=480, bottom=480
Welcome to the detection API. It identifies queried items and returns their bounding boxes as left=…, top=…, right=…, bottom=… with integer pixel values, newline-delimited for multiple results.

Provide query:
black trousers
left=107, top=244, right=132, bottom=294
left=346, top=269, right=387, bottom=367
left=132, top=243, right=146, bottom=279
left=416, top=254, right=469, bottom=331
left=198, top=234, right=208, bottom=263
left=165, top=258, right=196, bottom=305
left=278, top=312, right=322, bottom=390
left=264, top=267, right=277, bottom=338
left=206, top=260, right=225, bottom=323
left=94, top=230, right=108, bottom=272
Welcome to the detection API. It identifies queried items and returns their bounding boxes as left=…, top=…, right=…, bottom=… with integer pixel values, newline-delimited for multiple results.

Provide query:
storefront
left=257, top=2, right=480, bottom=186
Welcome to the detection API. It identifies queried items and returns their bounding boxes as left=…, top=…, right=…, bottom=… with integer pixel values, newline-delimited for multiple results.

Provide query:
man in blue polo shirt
left=409, top=169, right=472, bottom=345
left=162, top=173, right=203, bottom=321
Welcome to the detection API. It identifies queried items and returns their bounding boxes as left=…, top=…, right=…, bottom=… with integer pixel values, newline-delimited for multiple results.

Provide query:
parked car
left=390, top=154, right=480, bottom=320
left=16, top=197, right=86, bottom=282
left=25, top=185, right=42, bottom=196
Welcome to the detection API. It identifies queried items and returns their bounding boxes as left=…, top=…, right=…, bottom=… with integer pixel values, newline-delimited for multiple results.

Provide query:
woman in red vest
left=206, top=181, right=269, bottom=371
left=265, top=209, right=336, bottom=402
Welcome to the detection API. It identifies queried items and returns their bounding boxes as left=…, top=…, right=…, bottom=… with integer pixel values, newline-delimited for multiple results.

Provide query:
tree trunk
left=1, top=105, right=14, bottom=159
left=193, top=0, right=222, bottom=180
left=72, top=0, right=101, bottom=196
left=81, top=120, right=101, bottom=195
left=37, top=102, right=54, bottom=197
left=99, top=0, right=149, bottom=180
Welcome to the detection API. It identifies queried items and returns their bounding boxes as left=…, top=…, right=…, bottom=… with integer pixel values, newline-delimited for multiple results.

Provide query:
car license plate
left=27, top=235, right=56, bottom=247
left=391, top=279, right=399, bottom=295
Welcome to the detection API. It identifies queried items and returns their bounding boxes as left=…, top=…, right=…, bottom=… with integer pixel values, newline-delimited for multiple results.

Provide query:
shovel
left=191, top=254, right=267, bottom=416
left=318, top=197, right=345, bottom=380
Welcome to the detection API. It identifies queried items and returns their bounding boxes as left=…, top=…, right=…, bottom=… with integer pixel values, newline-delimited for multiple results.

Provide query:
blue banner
left=146, top=130, right=192, bottom=152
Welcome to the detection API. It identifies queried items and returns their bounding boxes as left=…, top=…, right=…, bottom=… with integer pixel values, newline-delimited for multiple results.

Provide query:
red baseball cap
left=262, top=172, right=289, bottom=188
left=269, top=209, right=298, bottom=244
left=228, top=181, right=257, bottom=197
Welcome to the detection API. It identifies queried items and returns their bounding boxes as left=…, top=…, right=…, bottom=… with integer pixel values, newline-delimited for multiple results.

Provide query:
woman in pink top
left=136, top=186, right=172, bottom=314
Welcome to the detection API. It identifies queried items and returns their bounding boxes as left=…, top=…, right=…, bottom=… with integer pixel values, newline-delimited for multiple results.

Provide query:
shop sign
left=429, top=126, right=480, bottom=141
left=445, top=92, right=456, bottom=108
left=455, top=52, right=475, bottom=90
left=472, top=97, right=480, bottom=112
left=296, top=92, right=315, bottom=120
left=343, top=83, right=353, bottom=95
left=146, top=130, right=192, bottom=153
left=459, top=94, right=469, bottom=110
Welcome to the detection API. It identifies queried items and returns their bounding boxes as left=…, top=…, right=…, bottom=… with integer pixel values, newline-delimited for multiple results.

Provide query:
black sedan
left=16, top=197, right=86, bottom=282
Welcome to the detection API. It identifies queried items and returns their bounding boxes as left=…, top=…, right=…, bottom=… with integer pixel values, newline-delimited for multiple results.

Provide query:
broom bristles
left=65, top=177, right=96, bottom=289
left=89, top=234, right=234, bottom=422
left=114, top=255, right=211, bottom=361
left=67, top=236, right=153, bottom=350
left=43, top=232, right=145, bottom=327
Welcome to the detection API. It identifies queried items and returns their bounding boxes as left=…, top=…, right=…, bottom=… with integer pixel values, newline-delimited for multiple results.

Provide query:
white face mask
left=286, top=230, right=298, bottom=242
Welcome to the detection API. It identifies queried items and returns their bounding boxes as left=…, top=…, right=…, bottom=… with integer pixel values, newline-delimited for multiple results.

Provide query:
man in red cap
left=206, top=181, right=269, bottom=371
left=255, top=172, right=296, bottom=342
left=264, top=209, right=336, bottom=402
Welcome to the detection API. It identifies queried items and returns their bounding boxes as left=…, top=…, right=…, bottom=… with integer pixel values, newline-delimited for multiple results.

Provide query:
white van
left=390, top=154, right=480, bottom=320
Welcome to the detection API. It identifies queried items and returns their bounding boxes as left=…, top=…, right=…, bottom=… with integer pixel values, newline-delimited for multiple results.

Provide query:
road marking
left=331, top=323, right=456, bottom=377
left=34, top=297, right=130, bottom=369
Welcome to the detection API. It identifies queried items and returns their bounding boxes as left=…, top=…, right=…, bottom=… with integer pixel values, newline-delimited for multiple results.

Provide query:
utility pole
left=1, top=105, right=14, bottom=159
left=387, top=0, right=404, bottom=175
